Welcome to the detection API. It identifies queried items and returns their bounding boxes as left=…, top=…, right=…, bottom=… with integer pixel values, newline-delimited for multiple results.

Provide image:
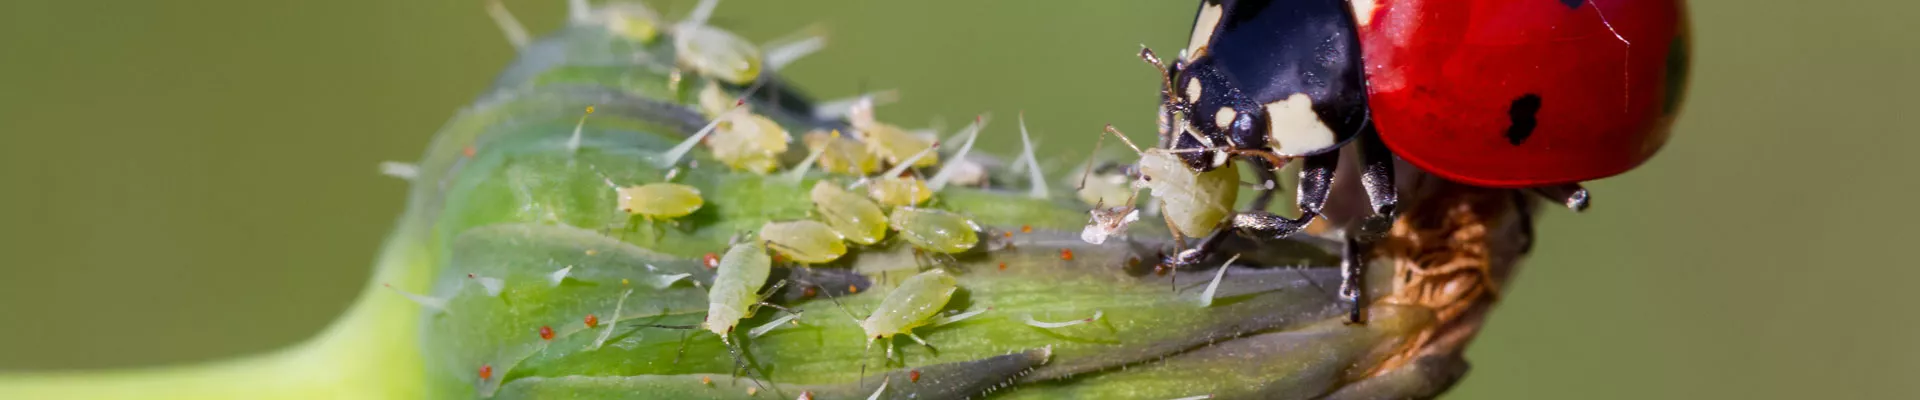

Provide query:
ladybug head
left=1140, top=46, right=1231, bottom=171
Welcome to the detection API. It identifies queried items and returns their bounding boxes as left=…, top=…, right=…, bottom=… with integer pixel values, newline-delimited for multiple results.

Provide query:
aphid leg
left=905, top=332, right=937, bottom=355
left=1531, top=183, right=1591, bottom=212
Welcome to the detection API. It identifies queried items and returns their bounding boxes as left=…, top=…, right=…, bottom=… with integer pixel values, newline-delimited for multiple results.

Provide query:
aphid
left=584, top=314, right=600, bottom=329
left=579, top=1, right=661, bottom=43
left=705, top=240, right=775, bottom=339
left=1080, top=204, right=1142, bottom=245
left=925, top=116, right=990, bottom=191
left=703, top=252, right=721, bottom=269
left=671, top=0, right=761, bottom=84
left=539, top=325, right=555, bottom=341
left=746, top=387, right=759, bottom=396
left=698, top=81, right=733, bottom=118
left=910, top=369, right=922, bottom=383
left=809, top=182, right=888, bottom=245
left=801, top=130, right=880, bottom=176
left=617, top=183, right=705, bottom=219
left=1059, top=248, right=1076, bottom=261
left=865, top=176, right=932, bottom=207
left=1074, top=162, right=1137, bottom=208
left=462, top=145, right=476, bottom=158
left=702, top=376, right=713, bottom=385
left=998, top=262, right=1007, bottom=271
left=1021, top=225, right=1033, bottom=233
left=760, top=220, right=848, bottom=264
left=849, top=99, right=938, bottom=169
left=860, top=269, right=959, bottom=357
left=1100, top=125, right=1240, bottom=253
left=706, top=111, right=791, bottom=174
left=479, top=364, right=493, bottom=381
left=887, top=208, right=981, bottom=254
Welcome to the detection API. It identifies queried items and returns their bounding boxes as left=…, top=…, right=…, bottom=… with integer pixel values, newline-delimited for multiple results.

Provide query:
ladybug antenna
left=1138, top=46, right=1175, bottom=94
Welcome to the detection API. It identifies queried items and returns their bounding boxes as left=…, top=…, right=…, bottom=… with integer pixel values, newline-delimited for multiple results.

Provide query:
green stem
left=0, top=218, right=434, bottom=399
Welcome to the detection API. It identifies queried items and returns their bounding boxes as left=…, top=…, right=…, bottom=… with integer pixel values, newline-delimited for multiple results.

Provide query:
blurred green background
left=1, top=0, right=1914, bottom=398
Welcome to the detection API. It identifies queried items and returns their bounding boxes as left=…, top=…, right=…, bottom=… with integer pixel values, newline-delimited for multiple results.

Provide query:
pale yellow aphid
left=759, top=220, right=848, bottom=264
left=810, top=182, right=888, bottom=245
left=1074, top=163, right=1137, bottom=207
left=617, top=183, right=705, bottom=219
left=866, top=176, right=932, bottom=207
left=802, top=130, right=880, bottom=176
left=672, top=0, right=761, bottom=85
left=1137, top=150, right=1239, bottom=237
left=1102, top=125, right=1240, bottom=239
left=585, top=2, right=663, bottom=43
left=860, top=122, right=939, bottom=169
left=705, top=111, right=790, bottom=174
left=887, top=208, right=981, bottom=254
left=697, top=81, right=732, bottom=118
left=861, top=269, right=958, bottom=351
left=847, top=99, right=938, bottom=168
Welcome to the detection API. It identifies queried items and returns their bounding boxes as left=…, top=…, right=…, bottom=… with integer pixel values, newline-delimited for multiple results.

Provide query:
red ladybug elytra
left=1358, top=0, right=1689, bottom=188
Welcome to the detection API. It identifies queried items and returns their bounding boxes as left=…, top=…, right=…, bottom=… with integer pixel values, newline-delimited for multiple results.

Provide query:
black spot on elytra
left=1559, top=0, right=1586, bottom=9
left=1506, top=94, right=1542, bottom=146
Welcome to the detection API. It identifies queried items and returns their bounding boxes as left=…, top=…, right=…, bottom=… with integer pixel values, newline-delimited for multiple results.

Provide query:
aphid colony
left=437, top=0, right=1119, bottom=394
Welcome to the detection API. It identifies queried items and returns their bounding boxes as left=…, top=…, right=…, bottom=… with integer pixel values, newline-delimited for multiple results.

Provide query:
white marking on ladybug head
left=1351, top=0, right=1379, bottom=28
left=1185, top=77, right=1203, bottom=101
left=1213, top=108, right=1236, bottom=129
left=1264, top=93, right=1337, bottom=156
left=1188, top=2, right=1224, bottom=58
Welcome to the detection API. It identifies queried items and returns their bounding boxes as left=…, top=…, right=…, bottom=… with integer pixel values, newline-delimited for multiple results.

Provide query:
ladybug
left=1141, top=0, right=1687, bottom=323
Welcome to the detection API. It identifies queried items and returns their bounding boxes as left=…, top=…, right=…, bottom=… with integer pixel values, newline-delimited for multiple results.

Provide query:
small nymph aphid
left=616, top=182, right=705, bottom=220
left=810, top=182, right=889, bottom=245
left=802, top=130, right=880, bottom=176
left=759, top=220, right=848, bottom=264
left=887, top=208, right=981, bottom=254
left=705, top=111, right=791, bottom=174
left=671, top=0, right=761, bottom=84
left=861, top=269, right=958, bottom=357
left=848, top=99, right=938, bottom=169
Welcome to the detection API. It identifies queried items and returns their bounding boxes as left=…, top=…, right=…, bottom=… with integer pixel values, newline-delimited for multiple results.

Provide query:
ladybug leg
left=1222, top=150, right=1337, bottom=241
left=1354, top=129, right=1399, bottom=241
left=1531, top=183, right=1591, bottom=212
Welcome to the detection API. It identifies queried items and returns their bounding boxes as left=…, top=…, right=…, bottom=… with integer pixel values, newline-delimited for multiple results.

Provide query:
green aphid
left=887, top=208, right=980, bottom=254
left=866, top=176, right=932, bottom=207
left=616, top=183, right=704, bottom=219
left=810, top=182, right=888, bottom=245
left=760, top=220, right=848, bottom=264
left=706, top=240, right=773, bottom=339
left=861, top=269, right=958, bottom=352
